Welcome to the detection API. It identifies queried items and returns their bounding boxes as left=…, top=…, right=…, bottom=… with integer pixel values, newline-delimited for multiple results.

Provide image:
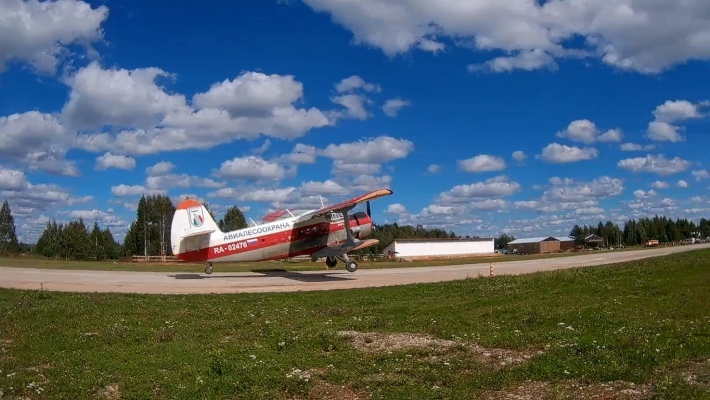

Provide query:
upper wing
left=295, top=188, right=393, bottom=222
left=261, top=209, right=290, bottom=222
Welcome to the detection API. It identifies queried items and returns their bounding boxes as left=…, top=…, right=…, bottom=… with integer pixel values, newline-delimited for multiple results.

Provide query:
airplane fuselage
left=174, top=211, right=373, bottom=263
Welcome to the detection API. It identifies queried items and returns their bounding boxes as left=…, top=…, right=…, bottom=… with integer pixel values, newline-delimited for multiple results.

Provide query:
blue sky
left=1, top=0, right=710, bottom=243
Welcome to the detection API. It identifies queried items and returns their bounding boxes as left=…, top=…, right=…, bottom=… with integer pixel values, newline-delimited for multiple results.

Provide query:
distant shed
left=506, top=236, right=560, bottom=254
left=381, top=238, right=495, bottom=259
left=555, top=236, right=577, bottom=251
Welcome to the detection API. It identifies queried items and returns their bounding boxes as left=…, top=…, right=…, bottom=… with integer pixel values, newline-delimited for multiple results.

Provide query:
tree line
left=570, top=215, right=710, bottom=248
left=0, top=194, right=708, bottom=261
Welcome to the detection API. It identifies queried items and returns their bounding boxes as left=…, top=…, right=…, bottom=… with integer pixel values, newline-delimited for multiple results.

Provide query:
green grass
left=1, top=249, right=709, bottom=399
left=0, top=245, right=644, bottom=273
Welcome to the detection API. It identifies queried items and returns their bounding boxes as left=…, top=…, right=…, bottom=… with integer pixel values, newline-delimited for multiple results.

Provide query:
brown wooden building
left=555, top=236, right=577, bottom=251
left=507, top=236, right=561, bottom=254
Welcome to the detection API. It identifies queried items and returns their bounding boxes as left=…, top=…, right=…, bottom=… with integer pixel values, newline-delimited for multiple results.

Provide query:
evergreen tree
left=219, top=206, right=248, bottom=232
left=123, top=194, right=176, bottom=256
left=0, top=200, right=19, bottom=256
left=495, top=233, right=515, bottom=249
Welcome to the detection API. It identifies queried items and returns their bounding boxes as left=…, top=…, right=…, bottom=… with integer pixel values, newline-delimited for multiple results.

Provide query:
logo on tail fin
left=188, top=206, right=204, bottom=227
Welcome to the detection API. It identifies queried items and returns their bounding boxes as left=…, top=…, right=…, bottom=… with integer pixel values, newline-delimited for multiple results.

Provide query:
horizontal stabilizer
left=182, top=226, right=216, bottom=238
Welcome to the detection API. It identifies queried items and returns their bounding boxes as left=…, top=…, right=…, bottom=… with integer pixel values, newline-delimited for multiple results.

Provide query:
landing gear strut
left=336, top=254, right=358, bottom=273
left=205, top=262, right=213, bottom=275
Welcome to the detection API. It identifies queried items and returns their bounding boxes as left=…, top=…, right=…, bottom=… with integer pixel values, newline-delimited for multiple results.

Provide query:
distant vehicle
left=644, top=239, right=660, bottom=247
left=170, top=188, right=393, bottom=274
left=685, top=238, right=696, bottom=245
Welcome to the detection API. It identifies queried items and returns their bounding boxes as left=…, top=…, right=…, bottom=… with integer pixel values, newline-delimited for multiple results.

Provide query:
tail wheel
left=205, top=264, right=213, bottom=275
left=345, top=260, right=358, bottom=273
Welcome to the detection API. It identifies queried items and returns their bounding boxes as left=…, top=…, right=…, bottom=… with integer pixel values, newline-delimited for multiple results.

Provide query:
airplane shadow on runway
left=169, top=268, right=353, bottom=283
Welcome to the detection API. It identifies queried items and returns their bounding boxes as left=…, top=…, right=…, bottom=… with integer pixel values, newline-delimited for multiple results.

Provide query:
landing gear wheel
left=325, top=256, right=338, bottom=269
left=345, top=260, right=358, bottom=273
left=205, top=264, right=213, bottom=275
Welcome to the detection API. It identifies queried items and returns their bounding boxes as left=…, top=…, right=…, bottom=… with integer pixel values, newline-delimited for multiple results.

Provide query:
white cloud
left=332, top=161, right=381, bottom=176
left=556, top=119, right=622, bottom=144
left=470, top=48, right=557, bottom=73
left=382, top=98, right=411, bottom=117
left=0, top=169, right=94, bottom=242
left=328, top=76, right=390, bottom=121
left=427, top=164, right=442, bottom=174
left=319, top=136, right=413, bottom=164
left=95, top=152, right=136, bottom=171
left=334, top=75, right=381, bottom=93
left=677, top=180, right=689, bottom=188
left=386, top=203, right=406, bottom=214
left=278, top=144, right=318, bottom=165
left=651, top=181, right=670, bottom=189
left=146, top=161, right=175, bottom=176
left=330, top=94, right=371, bottom=120
left=620, top=143, right=655, bottom=152
left=617, top=154, right=691, bottom=175
left=458, top=154, right=506, bottom=173
left=512, top=150, right=527, bottom=162
left=0, top=0, right=109, bottom=75
left=62, top=61, right=189, bottom=130
left=73, top=66, right=330, bottom=156
left=646, top=121, right=684, bottom=142
left=0, top=166, right=28, bottom=191
left=652, top=100, right=706, bottom=123
left=691, top=169, right=710, bottom=180
left=634, top=189, right=657, bottom=199
left=214, top=155, right=286, bottom=181
left=145, top=174, right=222, bottom=191
left=300, top=180, right=349, bottom=196
left=541, top=176, right=624, bottom=203
left=0, top=111, right=78, bottom=176
left=110, top=184, right=165, bottom=197
left=437, top=176, right=521, bottom=204
left=192, top=71, right=304, bottom=118
left=538, top=143, right=598, bottom=163
left=644, top=99, right=710, bottom=143
left=346, top=174, right=393, bottom=192
left=300, top=0, right=710, bottom=74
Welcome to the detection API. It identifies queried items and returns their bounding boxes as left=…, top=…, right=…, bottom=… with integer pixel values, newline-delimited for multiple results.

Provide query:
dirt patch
left=0, top=338, right=12, bottom=360
left=479, top=379, right=654, bottom=400
left=467, top=344, right=544, bottom=367
left=680, top=358, right=710, bottom=389
left=337, top=330, right=459, bottom=353
left=337, top=330, right=542, bottom=367
left=95, top=383, right=121, bottom=400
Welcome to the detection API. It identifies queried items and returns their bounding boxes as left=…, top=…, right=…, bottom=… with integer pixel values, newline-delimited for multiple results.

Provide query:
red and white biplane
left=170, top=188, right=393, bottom=274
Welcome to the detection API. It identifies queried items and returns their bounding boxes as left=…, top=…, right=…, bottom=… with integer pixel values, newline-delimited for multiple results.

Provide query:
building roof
left=507, top=236, right=559, bottom=245
left=555, top=236, right=576, bottom=242
left=584, top=234, right=604, bottom=242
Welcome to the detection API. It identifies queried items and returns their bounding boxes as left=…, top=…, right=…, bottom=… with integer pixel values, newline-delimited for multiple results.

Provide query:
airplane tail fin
left=171, top=198, right=221, bottom=255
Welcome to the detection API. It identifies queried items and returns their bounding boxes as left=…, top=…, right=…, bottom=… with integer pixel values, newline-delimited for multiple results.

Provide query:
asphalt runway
left=1, top=243, right=708, bottom=294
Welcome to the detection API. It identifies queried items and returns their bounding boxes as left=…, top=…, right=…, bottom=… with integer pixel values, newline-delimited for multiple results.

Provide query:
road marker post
left=489, top=262, right=494, bottom=277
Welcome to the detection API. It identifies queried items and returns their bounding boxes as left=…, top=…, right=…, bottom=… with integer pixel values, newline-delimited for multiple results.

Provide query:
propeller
left=366, top=200, right=371, bottom=217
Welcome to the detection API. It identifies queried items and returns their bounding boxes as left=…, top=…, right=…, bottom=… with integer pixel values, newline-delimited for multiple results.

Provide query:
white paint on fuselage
left=206, top=212, right=370, bottom=263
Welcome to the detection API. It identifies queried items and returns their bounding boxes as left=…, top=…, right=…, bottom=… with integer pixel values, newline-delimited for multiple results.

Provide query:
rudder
left=171, top=198, right=221, bottom=256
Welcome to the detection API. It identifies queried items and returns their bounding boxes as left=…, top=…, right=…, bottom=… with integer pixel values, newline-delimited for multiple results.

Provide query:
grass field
left=0, top=246, right=643, bottom=273
left=1, top=249, right=709, bottom=399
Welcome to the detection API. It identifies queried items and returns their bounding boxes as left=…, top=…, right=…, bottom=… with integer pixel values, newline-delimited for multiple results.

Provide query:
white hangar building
left=381, top=238, right=495, bottom=259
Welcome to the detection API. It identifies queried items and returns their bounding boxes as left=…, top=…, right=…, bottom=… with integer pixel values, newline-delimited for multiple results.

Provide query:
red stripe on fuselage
left=175, top=215, right=371, bottom=262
